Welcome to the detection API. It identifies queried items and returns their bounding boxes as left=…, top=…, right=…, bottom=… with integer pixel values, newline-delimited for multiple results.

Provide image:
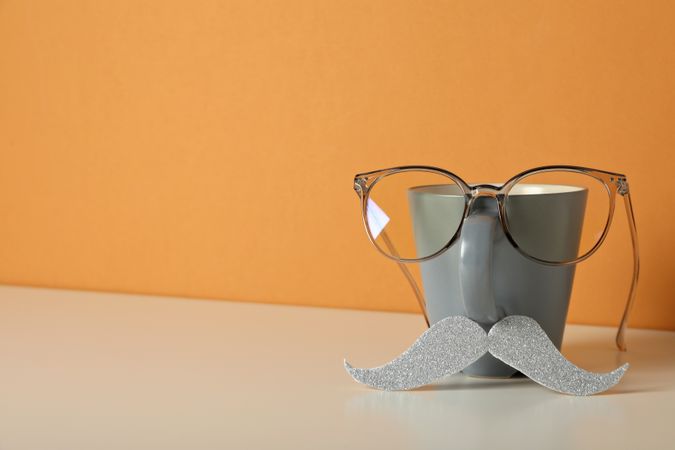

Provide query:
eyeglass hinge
left=611, top=177, right=629, bottom=196
left=354, top=177, right=367, bottom=194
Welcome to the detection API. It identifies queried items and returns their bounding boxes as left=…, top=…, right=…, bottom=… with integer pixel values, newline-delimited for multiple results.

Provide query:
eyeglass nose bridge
left=466, top=185, right=505, bottom=216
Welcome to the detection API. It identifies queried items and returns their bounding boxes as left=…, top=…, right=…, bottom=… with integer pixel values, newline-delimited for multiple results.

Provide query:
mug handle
left=459, top=214, right=502, bottom=324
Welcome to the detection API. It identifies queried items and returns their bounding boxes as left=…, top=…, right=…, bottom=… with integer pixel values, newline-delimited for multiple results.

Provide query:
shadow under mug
left=409, top=184, right=586, bottom=377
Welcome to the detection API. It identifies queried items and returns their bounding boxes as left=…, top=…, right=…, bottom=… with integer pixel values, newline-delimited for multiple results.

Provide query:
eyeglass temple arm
left=616, top=190, right=640, bottom=351
left=380, top=230, right=431, bottom=327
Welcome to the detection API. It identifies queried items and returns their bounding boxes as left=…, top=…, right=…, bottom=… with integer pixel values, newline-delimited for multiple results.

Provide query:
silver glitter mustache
left=344, top=315, right=628, bottom=395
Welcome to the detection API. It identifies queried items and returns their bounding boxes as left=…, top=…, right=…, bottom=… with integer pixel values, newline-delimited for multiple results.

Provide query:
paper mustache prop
left=344, top=315, right=628, bottom=395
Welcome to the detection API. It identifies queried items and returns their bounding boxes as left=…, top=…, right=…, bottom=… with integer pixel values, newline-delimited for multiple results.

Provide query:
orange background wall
left=1, top=1, right=674, bottom=330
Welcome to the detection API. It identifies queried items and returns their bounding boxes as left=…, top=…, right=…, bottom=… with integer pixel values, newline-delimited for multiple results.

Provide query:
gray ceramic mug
left=408, top=184, right=587, bottom=377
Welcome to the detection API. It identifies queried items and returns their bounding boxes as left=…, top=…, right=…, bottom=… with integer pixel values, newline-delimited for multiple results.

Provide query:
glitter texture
left=488, top=316, right=628, bottom=396
left=345, top=315, right=628, bottom=395
left=344, top=315, right=488, bottom=391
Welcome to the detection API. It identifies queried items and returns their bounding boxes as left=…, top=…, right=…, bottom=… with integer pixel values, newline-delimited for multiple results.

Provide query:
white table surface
left=1, top=285, right=674, bottom=450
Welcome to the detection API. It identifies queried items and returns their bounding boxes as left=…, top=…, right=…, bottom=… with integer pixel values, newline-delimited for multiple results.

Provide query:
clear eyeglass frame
left=353, top=165, right=639, bottom=351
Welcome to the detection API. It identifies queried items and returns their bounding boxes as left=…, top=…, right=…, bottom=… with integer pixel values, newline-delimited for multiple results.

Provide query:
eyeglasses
left=353, top=165, right=639, bottom=351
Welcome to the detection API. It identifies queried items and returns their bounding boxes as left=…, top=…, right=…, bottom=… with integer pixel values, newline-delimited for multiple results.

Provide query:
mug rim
left=407, top=183, right=587, bottom=197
